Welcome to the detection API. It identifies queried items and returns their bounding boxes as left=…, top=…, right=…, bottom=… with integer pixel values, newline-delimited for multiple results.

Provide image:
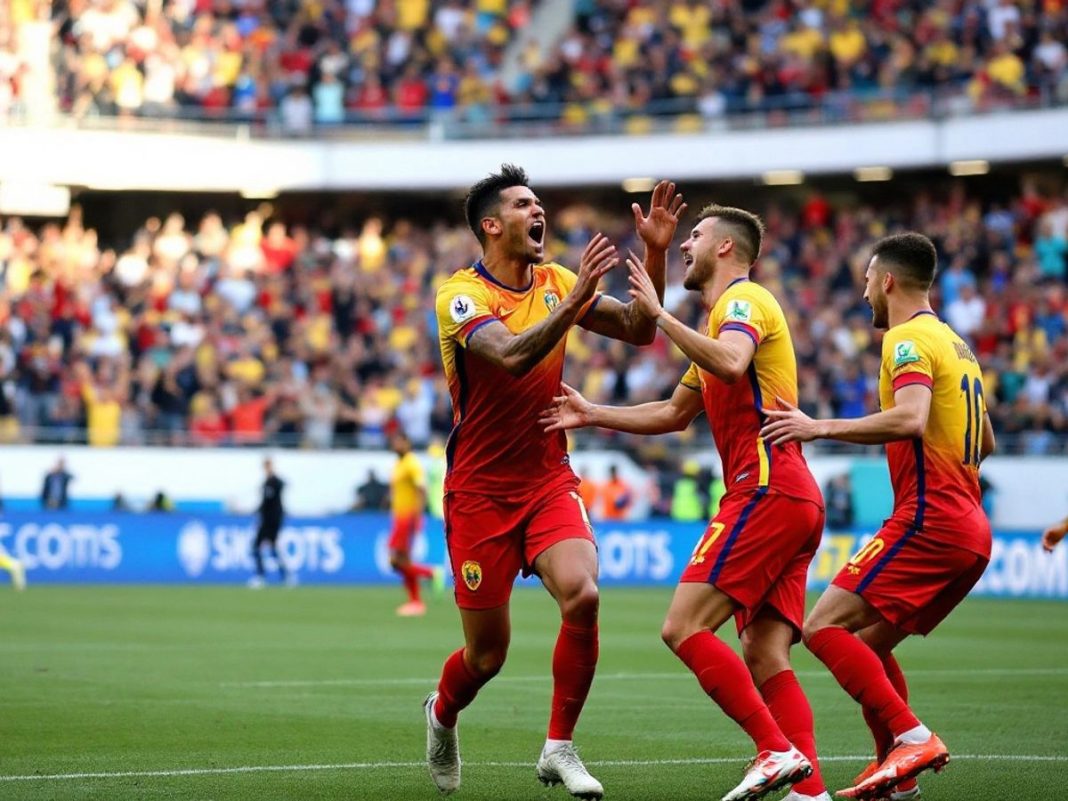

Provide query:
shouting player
left=388, top=432, right=441, bottom=617
left=542, top=204, right=827, bottom=801
left=424, top=165, right=686, bottom=798
left=761, top=233, right=995, bottom=800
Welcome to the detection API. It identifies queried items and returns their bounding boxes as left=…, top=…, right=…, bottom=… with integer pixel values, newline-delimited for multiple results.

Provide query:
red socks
left=433, top=648, right=496, bottom=728
left=807, top=627, right=920, bottom=739
left=399, top=563, right=434, bottom=602
left=863, top=654, right=909, bottom=759
left=761, top=669, right=824, bottom=795
left=676, top=631, right=791, bottom=753
left=547, top=622, right=599, bottom=740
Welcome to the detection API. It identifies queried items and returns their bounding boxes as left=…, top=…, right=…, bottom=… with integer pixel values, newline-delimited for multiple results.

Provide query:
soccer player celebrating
left=542, top=204, right=827, bottom=801
left=424, top=165, right=685, bottom=798
left=760, top=233, right=995, bottom=800
left=388, top=432, right=441, bottom=617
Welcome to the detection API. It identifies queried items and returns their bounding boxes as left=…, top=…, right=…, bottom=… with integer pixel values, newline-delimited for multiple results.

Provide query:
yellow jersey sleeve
left=680, top=362, right=702, bottom=391
left=435, top=275, right=499, bottom=348
left=882, top=324, right=935, bottom=391
left=714, top=282, right=775, bottom=346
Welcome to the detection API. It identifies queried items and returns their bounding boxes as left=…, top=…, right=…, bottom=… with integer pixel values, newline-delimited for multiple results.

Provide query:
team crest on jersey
left=544, top=291, right=560, bottom=311
left=461, top=560, right=482, bottom=591
left=726, top=299, right=752, bottom=322
left=450, top=295, right=477, bottom=324
left=894, top=340, right=920, bottom=366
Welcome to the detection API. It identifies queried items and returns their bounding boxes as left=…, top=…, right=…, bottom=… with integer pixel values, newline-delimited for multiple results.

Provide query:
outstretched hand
left=633, top=180, right=688, bottom=252
left=573, top=233, right=619, bottom=304
left=626, top=251, right=663, bottom=320
left=759, top=397, right=823, bottom=445
left=538, top=383, right=594, bottom=432
left=1042, top=523, right=1067, bottom=553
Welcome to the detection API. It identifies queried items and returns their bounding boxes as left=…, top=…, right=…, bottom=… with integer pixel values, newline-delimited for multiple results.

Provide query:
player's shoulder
left=437, top=265, right=483, bottom=295
left=537, top=261, right=576, bottom=285
left=717, top=279, right=782, bottom=321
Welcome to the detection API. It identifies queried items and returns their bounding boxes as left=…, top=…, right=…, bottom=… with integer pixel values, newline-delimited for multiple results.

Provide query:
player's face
left=493, top=185, right=546, bottom=264
left=680, top=218, right=718, bottom=290
left=864, top=259, right=890, bottom=329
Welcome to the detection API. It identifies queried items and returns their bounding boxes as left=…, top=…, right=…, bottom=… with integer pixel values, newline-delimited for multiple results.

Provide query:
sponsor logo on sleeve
left=450, top=295, right=477, bottom=324
left=726, top=299, right=752, bottom=322
left=893, top=340, right=921, bottom=366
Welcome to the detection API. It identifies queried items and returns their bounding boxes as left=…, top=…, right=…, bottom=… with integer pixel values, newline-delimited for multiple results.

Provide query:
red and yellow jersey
left=879, top=311, right=990, bottom=552
left=680, top=279, right=820, bottom=503
left=435, top=261, right=599, bottom=496
left=391, top=451, right=426, bottom=518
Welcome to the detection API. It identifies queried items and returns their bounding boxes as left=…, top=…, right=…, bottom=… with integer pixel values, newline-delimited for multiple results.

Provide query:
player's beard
left=869, top=294, right=889, bottom=329
left=683, top=258, right=709, bottom=291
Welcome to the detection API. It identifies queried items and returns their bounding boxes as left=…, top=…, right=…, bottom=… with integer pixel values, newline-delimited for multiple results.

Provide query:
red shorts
left=388, top=513, right=422, bottom=552
left=833, top=513, right=990, bottom=636
left=680, top=489, right=824, bottom=639
left=444, top=476, right=594, bottom=610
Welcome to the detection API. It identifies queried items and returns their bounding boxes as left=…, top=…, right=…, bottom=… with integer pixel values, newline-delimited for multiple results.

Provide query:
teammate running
left=542, top=204, right=827, bottom=801
left=424, top=165, right=686, bottom=799
left=760, top=232, right=995, bottom=800
left=388, top=432, right=441, bottom=617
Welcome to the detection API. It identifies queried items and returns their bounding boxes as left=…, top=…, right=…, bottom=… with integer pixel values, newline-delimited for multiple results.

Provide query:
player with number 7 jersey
left=760, top=232, right=995, bottom=800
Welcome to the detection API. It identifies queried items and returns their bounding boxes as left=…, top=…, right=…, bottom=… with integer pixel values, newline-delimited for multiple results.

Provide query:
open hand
left=759, top=397, right=823, bottom=445
left=1042, top=523, right=1067, bottom=553
left=633, top=180, right=688, bottom=252
left=573, top=233, right=619, bottom=303
left=539, top=383, right=594, bottom=432
left=626, top=251, right=663, bottom=320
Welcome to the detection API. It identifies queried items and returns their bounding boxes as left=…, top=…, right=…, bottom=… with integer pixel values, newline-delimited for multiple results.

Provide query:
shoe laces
left=552, top=745, right=590, bottom=775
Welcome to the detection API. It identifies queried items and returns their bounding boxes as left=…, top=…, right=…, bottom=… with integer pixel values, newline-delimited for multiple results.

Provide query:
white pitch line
left=2, top=754, right=1065, bottom=782
left=221, top=667, right=1068, bottom=689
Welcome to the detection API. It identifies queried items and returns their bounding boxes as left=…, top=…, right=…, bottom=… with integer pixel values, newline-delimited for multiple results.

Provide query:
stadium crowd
left=18, top=0, right=1064, bottom=128
left=1, top=177, right=1067, bottom=454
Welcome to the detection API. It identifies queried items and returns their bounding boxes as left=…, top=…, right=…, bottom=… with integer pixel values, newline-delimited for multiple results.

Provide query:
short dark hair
left=697, top=204, right=765, bottom=265
left=464, top=164, right=531, bottom=245
left=871, top=232, right=938, bottom=290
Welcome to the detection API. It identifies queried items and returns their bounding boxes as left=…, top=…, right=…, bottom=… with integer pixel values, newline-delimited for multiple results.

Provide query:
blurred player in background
left=761, top=233, right=995, bottom=800
left=0, top=544, right=26, bottom=591
left=1042, top=517, right=1068, bottom=551
left=389, top=432, right=440, bottom=617
left=423, top=164, right=685, bottom=800
left=543, top=204, right=827, bottom=801
left=248, top=458, right=291, bottom=588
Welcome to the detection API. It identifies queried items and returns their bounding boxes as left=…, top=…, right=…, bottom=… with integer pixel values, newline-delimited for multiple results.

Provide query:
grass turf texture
left=3, top=586, right=1066, bottom=801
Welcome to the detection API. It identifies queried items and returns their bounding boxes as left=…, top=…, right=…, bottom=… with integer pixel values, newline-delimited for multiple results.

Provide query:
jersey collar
left=727, top=277, right=749, bottom=289
left=909, top=310, right=939, bottom=320
left=474, top=260, right=534, bottom=293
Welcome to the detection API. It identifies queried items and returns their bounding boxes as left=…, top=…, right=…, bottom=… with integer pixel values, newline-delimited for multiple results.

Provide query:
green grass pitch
left=2, top=586, right=1067, bottom=800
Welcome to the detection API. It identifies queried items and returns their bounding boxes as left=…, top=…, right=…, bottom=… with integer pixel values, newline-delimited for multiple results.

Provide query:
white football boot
left=721, top=746, right=812, bottom=801
left=536, top=742, right=604, bottom=800
left=423, top=692, right=460, bottom=794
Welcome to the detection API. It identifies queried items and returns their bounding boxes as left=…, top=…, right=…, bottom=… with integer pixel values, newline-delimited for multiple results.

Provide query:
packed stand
left=50, top=0, right=533, bottom=130
left=41, top=0, right=1068, bottom=130
left=1, top=178, right=1068, bottom=453
left=517, top=0, right=1068, bottom=129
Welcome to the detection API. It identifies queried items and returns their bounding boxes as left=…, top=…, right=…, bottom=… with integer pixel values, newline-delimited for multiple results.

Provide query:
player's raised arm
left=540, top=380, right=703, bottom=436
left=467, top=234, right=618, bottom=376
left=579, top=180, right=687, bottom=345
left=760, top=384, right=932, bottom=446
left=625, top=255, right=755, bottom=382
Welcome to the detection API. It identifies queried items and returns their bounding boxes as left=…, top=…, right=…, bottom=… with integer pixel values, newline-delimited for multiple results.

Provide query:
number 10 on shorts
left=690, top=522, right=726, bottom=565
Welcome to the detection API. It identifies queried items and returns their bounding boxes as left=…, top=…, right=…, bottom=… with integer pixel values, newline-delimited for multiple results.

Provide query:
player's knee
left=559, top=581, right=599, bottom=624
left=801, top=619, right=825, bottom=648
left=466, top=645, right=508, bottom=678
left=660, top=617, right=690, bottom=652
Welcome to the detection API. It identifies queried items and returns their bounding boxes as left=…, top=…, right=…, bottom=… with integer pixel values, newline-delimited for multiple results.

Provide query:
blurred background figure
left=0, top=542, right=26, bottom=591
left=352, top=470, right=389, bottom=513
left=388, top=432, right=441, bottom=616
left=40, top=457, right=73, bottom=510
left=601, top=464, right=633, bottom=521
left=671, top=460, right=705, bottom=523
left=824, top=473, right=855, bottom=530
left=249, top=458, right=291, bottom=588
